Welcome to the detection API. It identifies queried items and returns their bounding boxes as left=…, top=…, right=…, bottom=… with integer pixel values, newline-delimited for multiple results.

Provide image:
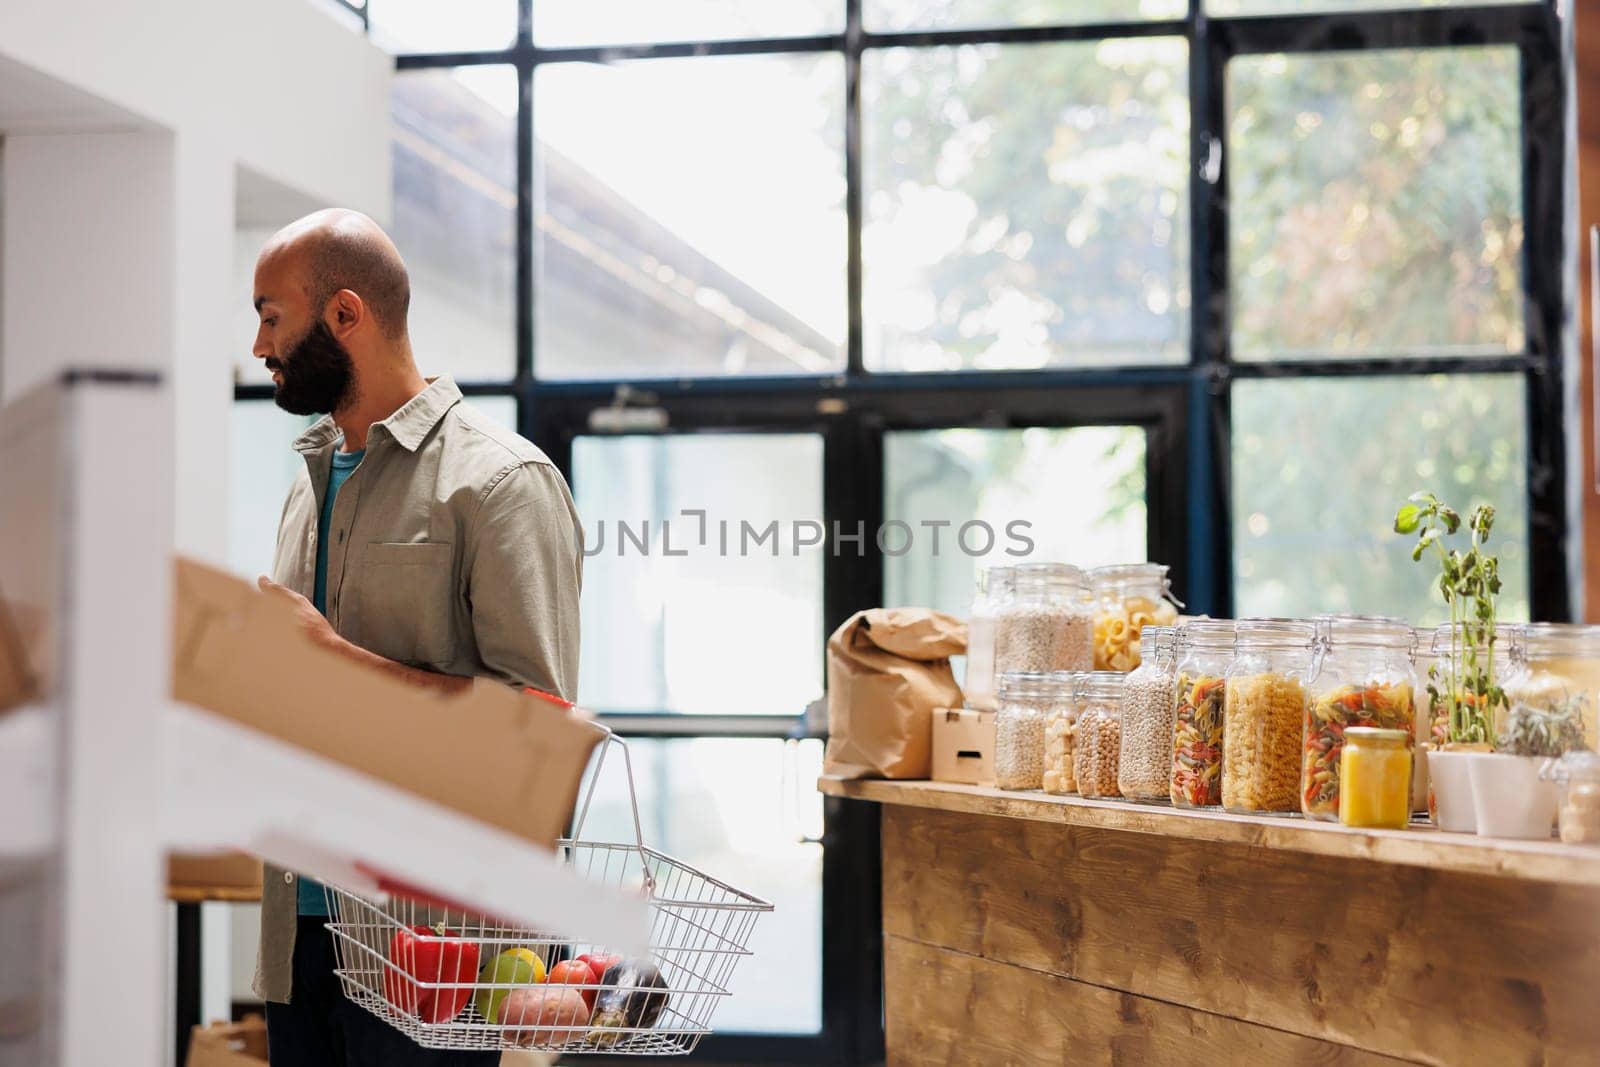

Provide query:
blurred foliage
left=1230, top=47, right=1522, bottom=357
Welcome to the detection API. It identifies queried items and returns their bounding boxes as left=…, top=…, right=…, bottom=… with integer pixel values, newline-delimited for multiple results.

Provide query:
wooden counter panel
left=884, top=935, right=1411, bottom=1066
left=819, top=776, right=1600, bottom=888
left=882, top=804, right=1600, bottom=1066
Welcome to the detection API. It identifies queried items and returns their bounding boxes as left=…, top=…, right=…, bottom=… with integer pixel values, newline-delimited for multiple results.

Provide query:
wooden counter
left=820, top=776, right=1600, bottom=1066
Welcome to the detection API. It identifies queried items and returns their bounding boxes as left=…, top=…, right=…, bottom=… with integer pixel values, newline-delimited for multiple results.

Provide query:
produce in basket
left=472, top=947, right=545, bottom=1026
left=501, top=986, right=591, bottom=1045
left=577, top=951, right=622, bottom=979
left=382, top=924, right=479, bottom=1023
left=548, top=959, right=599, bottom=1011
left=587, top=959, right=669, bottom=1046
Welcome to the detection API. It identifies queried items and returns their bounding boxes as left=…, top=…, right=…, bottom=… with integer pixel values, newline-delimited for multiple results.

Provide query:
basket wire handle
left=570, top=725, right=656, bottom=896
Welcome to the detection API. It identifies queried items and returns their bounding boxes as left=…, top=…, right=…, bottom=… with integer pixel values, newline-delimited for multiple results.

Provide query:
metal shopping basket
left=324, top=729, right=773, bottom=1055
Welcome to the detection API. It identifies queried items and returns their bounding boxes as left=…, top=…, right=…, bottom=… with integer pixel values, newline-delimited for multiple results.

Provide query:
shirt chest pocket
left=351, top=541, right=457, bottom=668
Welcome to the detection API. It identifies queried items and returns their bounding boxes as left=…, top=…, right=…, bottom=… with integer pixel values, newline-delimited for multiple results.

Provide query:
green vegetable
left=1395, top=492, right=1504, bottom=746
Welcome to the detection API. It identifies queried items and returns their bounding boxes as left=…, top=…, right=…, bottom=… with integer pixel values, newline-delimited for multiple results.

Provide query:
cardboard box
left=186, top=1017, right=267, bottom=1067
left=168, top=851, right=264, bottom=900
left=931, top=707, right=996, bottom=786
left=171, top=558, right=603, bottom=849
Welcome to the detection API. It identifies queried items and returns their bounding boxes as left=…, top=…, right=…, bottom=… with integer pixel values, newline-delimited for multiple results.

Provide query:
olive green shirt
left=253, top=376, right=583, bottom=1004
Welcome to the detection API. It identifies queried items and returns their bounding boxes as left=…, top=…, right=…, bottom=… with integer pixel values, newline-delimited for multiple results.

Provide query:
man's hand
left=257, top=575, right=470, bottom=696
left=258, top=577, right=345, bottom=653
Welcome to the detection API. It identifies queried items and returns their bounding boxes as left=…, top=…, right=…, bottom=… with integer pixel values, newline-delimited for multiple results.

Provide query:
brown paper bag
left=824, top=608, right=966, bottom=779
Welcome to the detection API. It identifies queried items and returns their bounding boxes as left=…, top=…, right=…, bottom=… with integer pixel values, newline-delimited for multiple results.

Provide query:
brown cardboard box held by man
left=245, top=209, right=582, bottom=1067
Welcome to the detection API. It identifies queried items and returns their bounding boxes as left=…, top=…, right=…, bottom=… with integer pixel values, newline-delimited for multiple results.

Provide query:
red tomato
left=547, top=959, right=598, bottom=1010
left=577, top=952, right=621, bottom=980
left=382, top=923, right=479, bottom=1023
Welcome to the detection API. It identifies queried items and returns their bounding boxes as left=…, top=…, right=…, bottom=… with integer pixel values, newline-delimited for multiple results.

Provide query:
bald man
left=249, top=210, right=581, bottom=1065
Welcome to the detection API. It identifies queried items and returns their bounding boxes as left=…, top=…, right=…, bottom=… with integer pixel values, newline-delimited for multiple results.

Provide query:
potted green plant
left=1394, top=493, right=1505, bottom=832
left=1469, top=696, right=1587, bottom=839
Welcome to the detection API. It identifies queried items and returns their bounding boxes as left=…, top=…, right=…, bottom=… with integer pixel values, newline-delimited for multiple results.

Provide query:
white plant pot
left=1428, top=750, right=1478, bottom=833
left=1467, top=753, right=1558, bottom=840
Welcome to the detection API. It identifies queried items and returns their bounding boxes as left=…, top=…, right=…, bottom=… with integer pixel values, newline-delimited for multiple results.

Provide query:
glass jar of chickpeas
left=1223, top=618, right=1319, bottom=814
left=1090, top=563, right=1181, bottom=673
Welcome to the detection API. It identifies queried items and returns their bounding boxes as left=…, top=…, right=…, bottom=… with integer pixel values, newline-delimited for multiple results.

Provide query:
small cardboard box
left=931, top=707, right=996, bottom=786
left=171, top=558, right=602, bottom=849
left=186, top=1016, right=267, bottom=1067
left=168, top=851, right=264, bottom=899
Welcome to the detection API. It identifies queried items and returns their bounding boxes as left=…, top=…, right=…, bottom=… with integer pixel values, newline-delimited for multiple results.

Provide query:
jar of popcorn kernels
left=1223, top=618, right=1319, bottom=814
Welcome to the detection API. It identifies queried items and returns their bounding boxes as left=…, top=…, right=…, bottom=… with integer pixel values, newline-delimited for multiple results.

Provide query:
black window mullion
left=1520, top=13, right=1572, bottom=622
left=845, top=0, right=865, bottom=378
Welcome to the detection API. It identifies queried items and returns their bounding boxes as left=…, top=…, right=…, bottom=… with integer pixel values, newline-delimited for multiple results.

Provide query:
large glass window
left=535, top=56, right=847, bottom=379
left=535, top=1, right=841, bottom=47
left=571, top=433, right=825, bottom=715
left=1229, top=46, right=1523, bottom=360
left=862, top=39, right=1189, bottom=371
left=392, top=66, right=519, bottom=381
left=884, top=427, right=1148, bottom=617
left=867, top=0, right=1185, bottom=32
left=367, top=0, right=516, bottom=53
left=1231, top=374, right=1530, bottom=623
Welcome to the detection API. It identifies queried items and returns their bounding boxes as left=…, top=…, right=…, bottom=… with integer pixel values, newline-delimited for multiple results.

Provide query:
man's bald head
left=263, top=209, right=410, bottom=340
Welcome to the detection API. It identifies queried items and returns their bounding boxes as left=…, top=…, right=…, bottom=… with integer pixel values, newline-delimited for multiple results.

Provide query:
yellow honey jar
left=1338, top=727, right=1412, bottom=830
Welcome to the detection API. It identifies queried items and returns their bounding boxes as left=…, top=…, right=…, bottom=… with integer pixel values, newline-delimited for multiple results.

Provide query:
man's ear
left=329, top=288, right=363, bottom=335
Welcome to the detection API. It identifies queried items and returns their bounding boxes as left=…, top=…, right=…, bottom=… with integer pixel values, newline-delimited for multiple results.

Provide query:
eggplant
left=586, top=959, right=668, bottom=1045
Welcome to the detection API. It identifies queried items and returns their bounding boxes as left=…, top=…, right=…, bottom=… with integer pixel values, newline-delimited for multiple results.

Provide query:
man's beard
left=267, top=319, right=355, bottom=416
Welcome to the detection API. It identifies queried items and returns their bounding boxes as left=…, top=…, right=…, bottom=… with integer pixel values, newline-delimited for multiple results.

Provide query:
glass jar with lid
left=1543, top=750, right=1600, bottom=844
left=1419, top=622, right=1522, bottom=749
left=996, top=671, right=1073, bottom=791
left=1090, top=563, right=1181, bottom=672
left=1074, top=672, right=1127, bottom=798
left=1503, top=624, right=1600, bottom=753
left=1223, top=618, right=1318, bottom=814
left=963, top=565, right=1012, bottom=713
left=1042, top=671, right=1084, bottom=795
left=1169, top=619, right=1234, bottom=808
left=1119, top=626, right=1177, bottom=802
left=1337, top=727, right=1412, bottom=829
left=1301, top=615, right=1416, bottom=821
left=994, top=563, right=1094, bottom=676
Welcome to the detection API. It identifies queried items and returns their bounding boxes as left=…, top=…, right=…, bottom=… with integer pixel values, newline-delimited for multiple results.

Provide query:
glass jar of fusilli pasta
left=1223, top=618, right=1319, bottom=814
left=1090, top=563, right=1180, bottom=673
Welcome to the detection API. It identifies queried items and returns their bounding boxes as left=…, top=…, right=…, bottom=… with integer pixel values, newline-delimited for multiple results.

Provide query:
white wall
left=0, top=0, right=391, bottom=218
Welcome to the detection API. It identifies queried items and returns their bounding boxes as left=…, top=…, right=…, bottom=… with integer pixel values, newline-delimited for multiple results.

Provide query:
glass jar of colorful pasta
left=1090, top=563, right=1181, bottom=672
left=1223, top=618, right=1318, bottom=815
left=1169, top=620, right=1234, bottom=809
left=1119, top=626, right=1177, bottom=802
left=1301, top=615, right=1415, bottom=821
left=995, top=563, right=1095, bottom=676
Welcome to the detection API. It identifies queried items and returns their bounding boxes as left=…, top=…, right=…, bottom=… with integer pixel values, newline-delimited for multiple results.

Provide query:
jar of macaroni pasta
left=1503, top=624, right=1600, bottom=753
left=1169, top=619, right=1235, bottom=809
left=994, top=564, right=1094, bottom=676
left=1223, top=618, right=1318, bottom=814
left=1302, top=616, right=1415, bottom=821
left=963, top=565, right=1012, bottom=713
left=1090, top=563, right=1181, bottom=672
left=1119, top=626, right=1177, bottom=802
left=996, top=671, right=1073, bottom=791
left=1073, top=672, right=1126, bottom=798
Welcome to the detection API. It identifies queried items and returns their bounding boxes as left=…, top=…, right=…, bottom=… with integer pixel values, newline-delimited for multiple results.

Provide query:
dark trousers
left=266, top=916, right=498, bottom=1067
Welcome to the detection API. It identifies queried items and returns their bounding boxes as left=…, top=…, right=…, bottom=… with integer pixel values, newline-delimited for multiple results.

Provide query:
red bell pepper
left=382, top=922, right=480, bottom=1023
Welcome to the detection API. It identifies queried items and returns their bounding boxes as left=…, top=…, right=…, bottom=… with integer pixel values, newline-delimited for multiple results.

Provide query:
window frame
left=231, top=1, right=1569, bottom=1062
